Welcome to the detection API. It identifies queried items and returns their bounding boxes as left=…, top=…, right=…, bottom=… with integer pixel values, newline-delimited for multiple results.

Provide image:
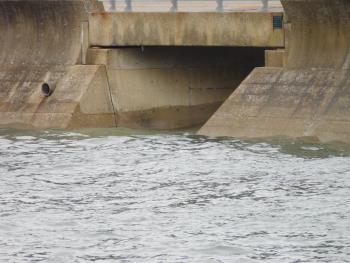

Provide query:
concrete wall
left=0, top=0, right=102, bottom=66
left=89, top=12, right=285, bottom=47
left=0, top=0, right=115, bottom=129
left=87, top=46, right=265, bottom=129
left=199, top=0, right=350, bottom=143
left=283, top=0, right=350, bottom=69
left=0, top=1, right=284, bottom=130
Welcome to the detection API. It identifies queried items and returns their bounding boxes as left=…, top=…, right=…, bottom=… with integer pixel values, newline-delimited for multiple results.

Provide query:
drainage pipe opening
left=41, top=83, right=52, bottom=97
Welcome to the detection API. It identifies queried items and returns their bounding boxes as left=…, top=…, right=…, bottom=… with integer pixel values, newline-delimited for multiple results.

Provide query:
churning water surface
left=0, top=128, right=349, bottom=263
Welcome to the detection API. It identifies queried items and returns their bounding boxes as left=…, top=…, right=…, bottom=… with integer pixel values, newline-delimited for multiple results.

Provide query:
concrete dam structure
left=0, top=0, right=283, bottom=129
left=1, top=0, right=350, bottom=142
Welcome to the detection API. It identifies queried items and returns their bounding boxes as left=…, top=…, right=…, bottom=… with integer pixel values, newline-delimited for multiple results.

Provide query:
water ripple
left=0, top=128, right=349, bottom=262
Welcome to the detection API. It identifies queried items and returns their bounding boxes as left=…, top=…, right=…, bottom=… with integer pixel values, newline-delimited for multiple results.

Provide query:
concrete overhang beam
left=89, top=12, right=285, bottom=47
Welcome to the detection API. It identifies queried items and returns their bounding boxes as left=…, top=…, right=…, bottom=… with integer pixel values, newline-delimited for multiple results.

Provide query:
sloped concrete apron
left=0, top=0, right=116, bottom=129
left=199, top=0, right=350, bottom=143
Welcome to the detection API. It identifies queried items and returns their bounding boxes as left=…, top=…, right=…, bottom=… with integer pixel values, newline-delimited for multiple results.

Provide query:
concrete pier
left=0, top=0, right=114, bottom=129
left=199, top=0, right=350, bottom=142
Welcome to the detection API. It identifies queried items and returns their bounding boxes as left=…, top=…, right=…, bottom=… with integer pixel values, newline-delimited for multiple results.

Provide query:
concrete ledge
left=89, top=12, right=285, bottom=47
left=118, top=103, right=223, bottom=129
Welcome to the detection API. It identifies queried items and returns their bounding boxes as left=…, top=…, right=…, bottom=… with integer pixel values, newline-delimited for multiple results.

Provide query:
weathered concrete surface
left=265, top=49, right=285, bottom=67
left=199, top=67, right=350, bottom=142
left=283, top=0, right=350, bottom=70
left=0, top=0, right=279, bottom=130
left=199, top=0, right=350, bottom=142
left=87, top=47, right=264, bottom=129
left=0, top=65, right=115, bottom=129
left=0, top=0, right=116, bottom=129
left=89, top=12, right=285, bottom=47
left=32, top=65, right=115, bottom=129
left=0, top=0, right=103, bottom=66
left=87, top=9, right=283, bottom=130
